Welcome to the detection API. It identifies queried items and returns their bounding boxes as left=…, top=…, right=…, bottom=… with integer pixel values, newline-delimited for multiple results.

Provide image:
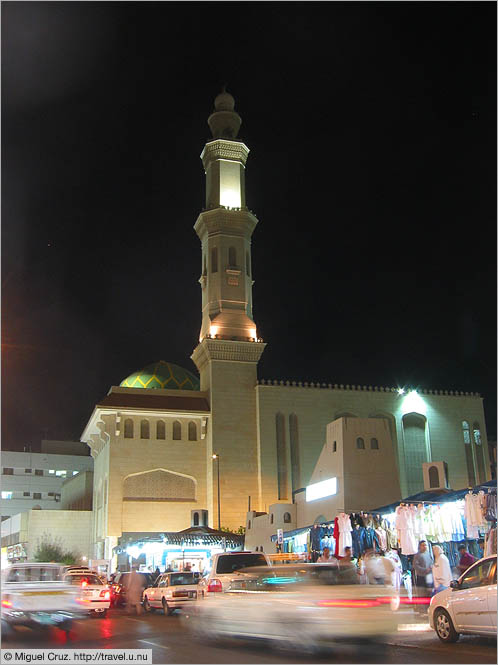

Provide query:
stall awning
left=371, top=479, right=496, bottom=515
left=270, top=519, right=336, bottom=543
left=114, top=528, right=244, bottom=553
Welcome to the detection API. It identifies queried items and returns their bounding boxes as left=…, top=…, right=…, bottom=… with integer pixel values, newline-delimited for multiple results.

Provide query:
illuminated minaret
left=194, top=88, right=259, bottom=343
left=192, top=89, right=266, bottom=528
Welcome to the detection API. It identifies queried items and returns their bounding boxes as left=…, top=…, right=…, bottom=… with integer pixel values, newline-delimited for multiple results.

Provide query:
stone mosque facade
left=82, top=91, right=491, bottom=560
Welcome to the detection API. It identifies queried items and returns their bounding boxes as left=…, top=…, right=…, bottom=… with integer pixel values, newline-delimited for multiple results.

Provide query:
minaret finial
left=209, top=87, right=241, bottom=139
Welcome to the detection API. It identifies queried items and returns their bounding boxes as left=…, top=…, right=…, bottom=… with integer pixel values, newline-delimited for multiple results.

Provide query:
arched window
left=473, top=422, right=485, bottom=483
left=156, top=421, right=166, bottom=440
left=275, top=413, right=288, bottom=500
left=428, top=465, right=440, bottom=488
left=140, top=420, right=150, bottom=439
left=228, top=246, right=236, bottom=267
left=173, top=421, right=182, bottom=441
left=283, top=512, right=291, bottom=523
left=211, top=247, right=218, bottom=273
left=188, top=421, right=197, bottom=441
left=246, top=251, right=251, bottom=276
left=370, top=438, right=379, bottom=450
left=124, top=419, right=134, bottom=439
left=462, top=421, right=471, bottom=443
left=332, top=441, right=337, bottom=452
left=193, top=512, right=199, bottom=526
left=259, top=546, right=264, bottom=552
left=247, top=520, right=251, bottom=530
left=356, top=437, right=365, bottom=450
left=462, top=420, right=475, bottom=486
left=270, top=514, right=274, bottom=524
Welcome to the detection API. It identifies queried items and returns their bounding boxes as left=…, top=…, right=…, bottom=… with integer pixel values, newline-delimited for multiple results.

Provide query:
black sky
left=2, top=1, right=496, bottom=450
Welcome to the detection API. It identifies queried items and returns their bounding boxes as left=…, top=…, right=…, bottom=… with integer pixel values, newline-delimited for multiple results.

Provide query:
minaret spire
left=192, top=90, right=263, bottom=343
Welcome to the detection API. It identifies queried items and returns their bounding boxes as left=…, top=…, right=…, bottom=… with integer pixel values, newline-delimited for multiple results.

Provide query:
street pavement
left=2, top=608, right=496, bottom=664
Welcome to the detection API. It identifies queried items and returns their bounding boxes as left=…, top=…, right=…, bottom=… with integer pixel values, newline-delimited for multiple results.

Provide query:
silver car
left=429, top=555, right=497, bottom=642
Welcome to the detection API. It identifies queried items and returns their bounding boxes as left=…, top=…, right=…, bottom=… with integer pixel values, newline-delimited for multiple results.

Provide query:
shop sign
left=305, top=477, right=337, bottom=502
left=277, top=529, right=283, bottom=544
left=7, top=543, right=27, bottom=559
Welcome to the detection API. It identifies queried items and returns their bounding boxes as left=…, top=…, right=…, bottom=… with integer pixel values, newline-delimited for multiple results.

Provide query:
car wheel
left=434, top=609, right=459, bottom=643
left=162, top=597, right=174, bottom=616
left=97, top=610, right=107, bottom=618
left=143, top=597, right=155, bottom=613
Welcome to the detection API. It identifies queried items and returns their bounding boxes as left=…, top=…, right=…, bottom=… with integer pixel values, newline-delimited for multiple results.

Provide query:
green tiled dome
left=120, top=361, right=200, bottom=391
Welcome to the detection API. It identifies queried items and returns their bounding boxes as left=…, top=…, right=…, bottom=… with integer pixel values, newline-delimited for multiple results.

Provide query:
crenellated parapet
left=256, top=379, right=481, bottom=397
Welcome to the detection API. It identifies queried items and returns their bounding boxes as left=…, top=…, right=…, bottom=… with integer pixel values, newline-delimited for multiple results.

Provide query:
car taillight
left=81, top=580, right=88, bottom=588
left=318, top=598, right=381, bottom=608
left=100, top=590, right=111, bottom=599
left=2, top=599, right=12, bottom=608
left=112, top=584, right=121, bottom=592
left=400, top=597, right=431, bottom=605
left=207, top=579, right=223, bottom=592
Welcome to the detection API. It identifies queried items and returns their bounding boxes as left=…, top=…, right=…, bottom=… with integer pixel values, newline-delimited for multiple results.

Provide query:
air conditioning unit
left=422, top=461, right=450, bottom=490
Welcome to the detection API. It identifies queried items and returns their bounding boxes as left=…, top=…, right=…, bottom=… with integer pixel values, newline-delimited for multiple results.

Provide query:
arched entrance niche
left=402, top=412, right=428, bottom=495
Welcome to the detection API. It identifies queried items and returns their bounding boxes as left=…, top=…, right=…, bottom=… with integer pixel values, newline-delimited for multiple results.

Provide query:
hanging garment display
left=484, top=492, right=497, bottom=522
left=337, top=512, right=353, bottom=556
left=394, top=505, right=418, bottom=555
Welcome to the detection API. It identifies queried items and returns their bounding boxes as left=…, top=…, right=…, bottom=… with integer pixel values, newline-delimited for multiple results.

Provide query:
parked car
left=198, top=551, right=271, bottom=595
left=188, top=563, right=409, bottom=653
left=63, top=571, right=111, bottom=617
left=110, top=572, right=155, bottom=607
left=429, top=554, right=497, bottom=642
left=143, top=572, right=199, bottom=615
left=1, top=562, right=83, bottom=637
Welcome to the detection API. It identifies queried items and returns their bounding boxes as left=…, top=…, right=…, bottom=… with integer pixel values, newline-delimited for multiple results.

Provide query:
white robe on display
left=337, top=513, right=352, bottom=556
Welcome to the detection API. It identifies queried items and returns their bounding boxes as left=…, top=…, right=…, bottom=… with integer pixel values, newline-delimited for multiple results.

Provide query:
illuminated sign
left=305, top=477, right=337, bottom=502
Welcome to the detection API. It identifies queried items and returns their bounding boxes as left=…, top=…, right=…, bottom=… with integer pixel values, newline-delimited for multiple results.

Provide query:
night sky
left=2, top=2, right=496, bottom=450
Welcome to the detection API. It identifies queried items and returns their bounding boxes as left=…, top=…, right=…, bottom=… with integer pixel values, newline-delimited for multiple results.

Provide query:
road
left=2, top=608, right=496, bottom=664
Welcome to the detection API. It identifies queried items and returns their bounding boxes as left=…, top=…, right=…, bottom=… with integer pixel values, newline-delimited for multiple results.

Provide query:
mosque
left=81, top=91, right=491, bottom=564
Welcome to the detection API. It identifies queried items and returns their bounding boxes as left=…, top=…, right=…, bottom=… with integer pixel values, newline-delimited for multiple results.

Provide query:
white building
left=1, top=442, right=93, bottom=519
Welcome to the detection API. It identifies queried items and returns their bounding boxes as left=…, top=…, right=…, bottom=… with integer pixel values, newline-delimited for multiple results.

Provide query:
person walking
left=432, top=546, right=452, bottom=594
left=413, top=540, right=433, bottom=597
left=125, top=568, right=144, bottom=615
left=456, top=545, right=476, bottom=575
left=317, top=546, right=338, bottom=564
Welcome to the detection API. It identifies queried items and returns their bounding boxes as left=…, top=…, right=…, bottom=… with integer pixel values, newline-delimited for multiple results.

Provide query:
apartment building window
left=33, top=493, right=42, bottom=500
left=23, top=492, right=30, bottom=497
left=35, top=470, right=43, bottom=476
left=3, top=468, right=13, bottom=475
left=1, top=492, right=13, bottom=499
left=25, top=469, right=32, bottom=474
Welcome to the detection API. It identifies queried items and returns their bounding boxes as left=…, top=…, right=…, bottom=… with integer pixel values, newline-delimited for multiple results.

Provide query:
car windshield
left=66, top=574, right=103, bottom=586
left=169, top=573, right=197, bottom=586
left=216, top=554, right=268, bottom=574
left=6, top=566, right=62, bottom=583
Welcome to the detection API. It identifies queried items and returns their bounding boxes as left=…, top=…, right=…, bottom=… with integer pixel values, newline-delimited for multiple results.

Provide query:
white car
left=188, top=564, right=410, bottom=652
left=1, top=562, right=83, bottom=636
left=429, top=554, right=497, bottom=642
left=142, top=572, right=199, bottom=615
left=198, top=551, right=271, bottom=595
left=63, top=570, right=111, bottom=617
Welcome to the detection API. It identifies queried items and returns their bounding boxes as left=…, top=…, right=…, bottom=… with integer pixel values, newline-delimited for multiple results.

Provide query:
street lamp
left=212, top=454, right=221, bottom=530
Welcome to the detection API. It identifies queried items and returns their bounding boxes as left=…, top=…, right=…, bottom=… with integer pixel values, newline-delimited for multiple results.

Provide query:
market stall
left=113, top=526, right=244, bottom=574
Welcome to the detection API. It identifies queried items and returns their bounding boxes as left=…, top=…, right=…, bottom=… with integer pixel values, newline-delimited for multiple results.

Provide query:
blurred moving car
left=110, top=571, right=155, bottom=607
left=143, top=571, right=199, bottom=615
left=1, top=562, right=83, bottom=637
left=429, top=554, right=497, bottom=642
left=63, top=570, right=111, bottom=617
left=189, top=563, right=409, bottom=653
left=198, top=551, right=271, bottom=595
